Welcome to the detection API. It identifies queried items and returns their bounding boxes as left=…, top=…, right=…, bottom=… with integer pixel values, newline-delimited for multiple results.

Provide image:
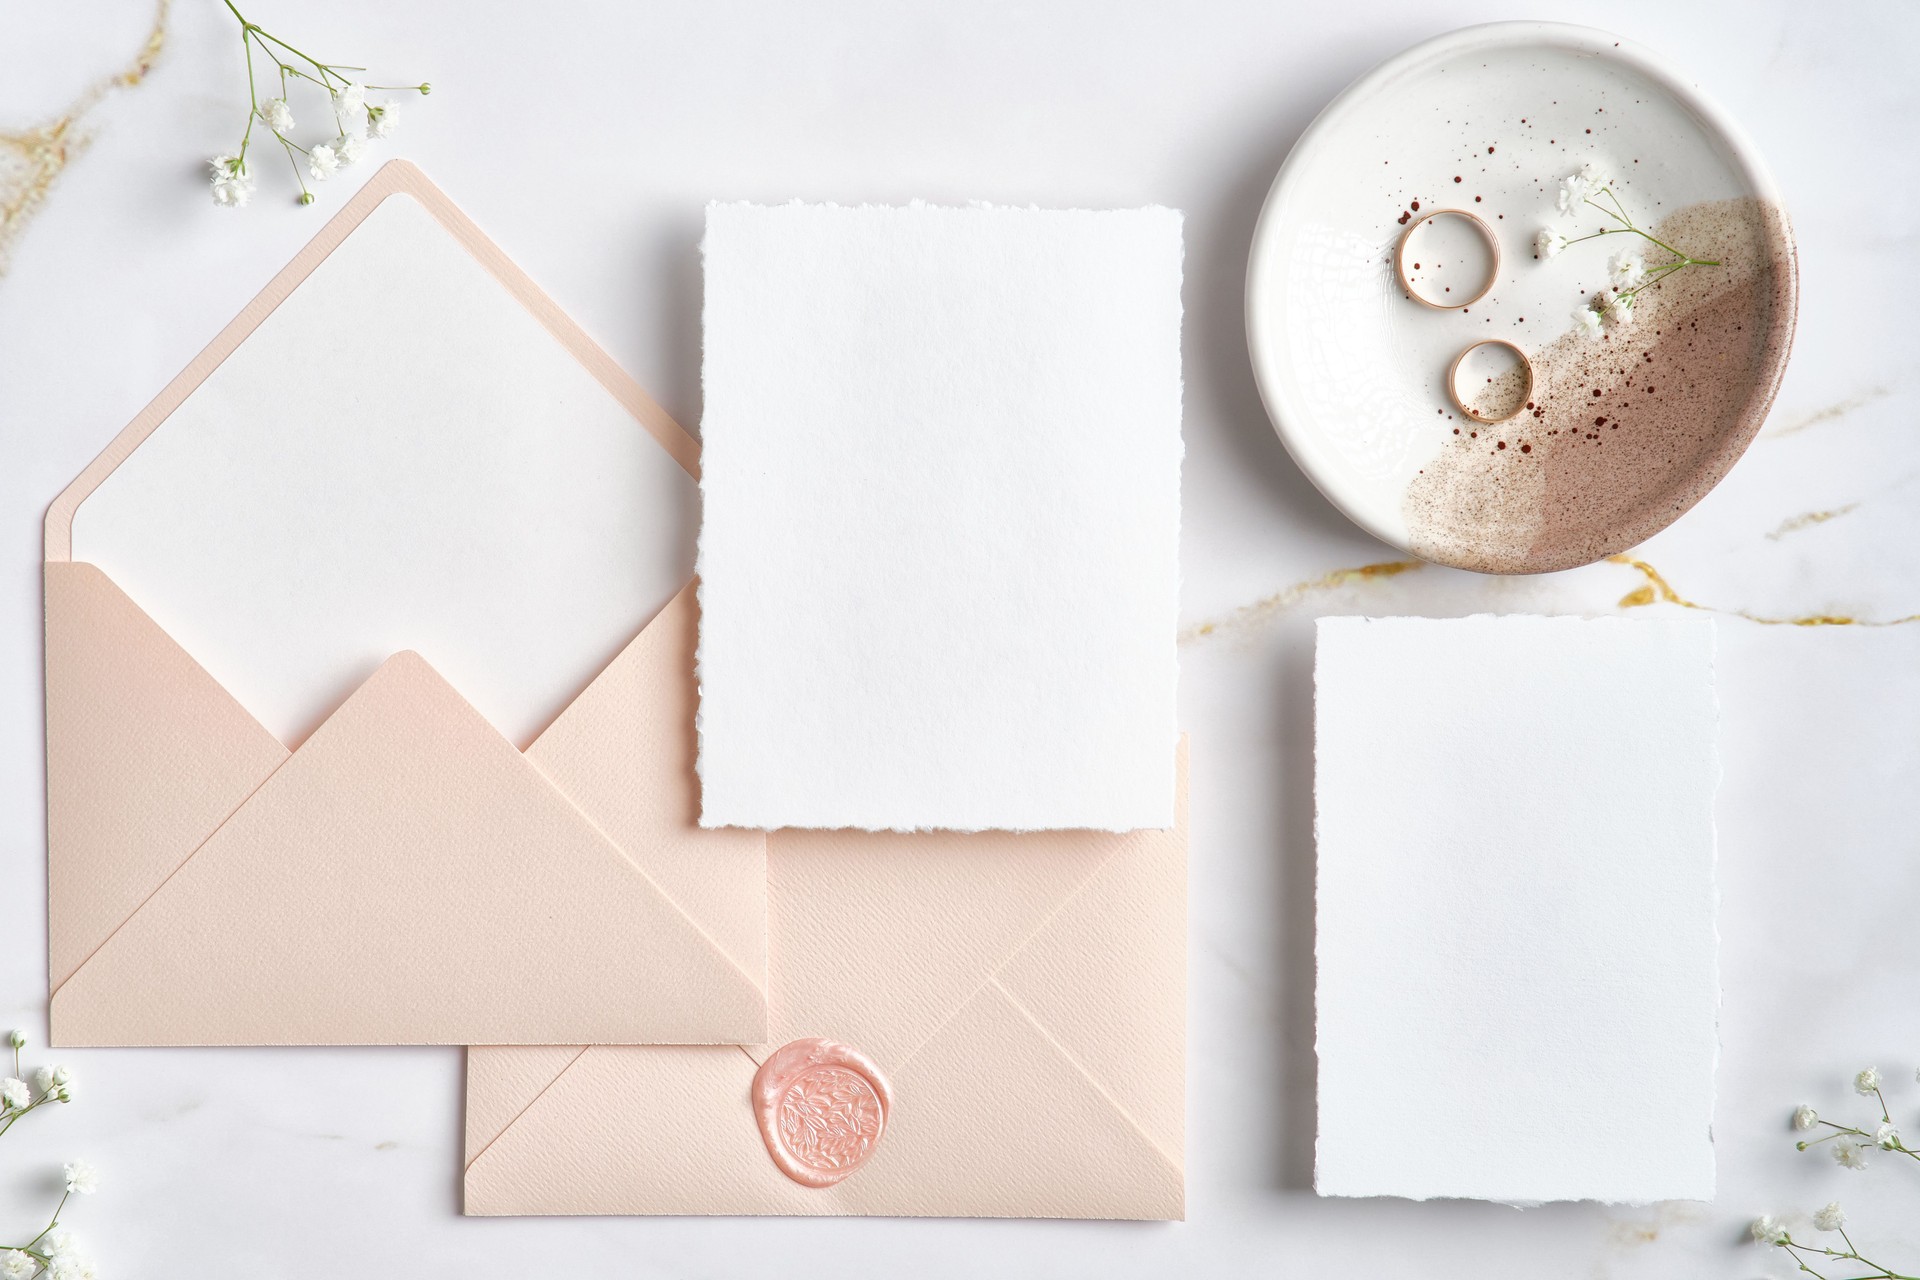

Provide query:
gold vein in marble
left=1763, top=388, right=1890, bottom=439
left=1610, top=554, right=1919, bottom=627
left=1767, top=504, right=1860, bottom=541
left=0, top=0, right=169, bottom=279
left=1181, top=560, right=1422, bottom=644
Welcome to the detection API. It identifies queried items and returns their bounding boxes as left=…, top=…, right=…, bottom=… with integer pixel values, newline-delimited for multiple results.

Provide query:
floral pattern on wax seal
left=752, top=1038, right=892, bottom=1188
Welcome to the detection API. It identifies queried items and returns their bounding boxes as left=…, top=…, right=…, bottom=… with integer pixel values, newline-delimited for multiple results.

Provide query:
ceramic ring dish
left=1246, top=22, right=1797, bottom=574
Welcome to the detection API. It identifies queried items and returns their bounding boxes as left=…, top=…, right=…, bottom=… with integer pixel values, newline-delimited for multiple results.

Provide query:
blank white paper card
left=696, top=201, right=1183, bottom=832
left=1314, top=615, right=1719, bottom=1203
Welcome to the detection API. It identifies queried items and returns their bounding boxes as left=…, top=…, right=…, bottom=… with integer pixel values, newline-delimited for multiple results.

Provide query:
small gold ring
left=1447, top=339, right=1533, bottom=424
left=1395, top=208, right=1500, bottom=310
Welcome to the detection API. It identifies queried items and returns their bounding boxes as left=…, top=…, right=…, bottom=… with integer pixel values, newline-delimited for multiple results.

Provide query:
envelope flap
left=526, top=582, right=765, bottom=986
left=764, top=824, right=1120, bottom=1068
left=44, top=562, right=289, bottom=989
left=994, top=738, right=1188, bottom=1162
left=51, top=649, right=765, bottom=1046
left=466, top=1045, right=825, bottom=1217
left=840, top=983, right=1184, bottom=1219
left=466, top=1045, right=585, bottom=1162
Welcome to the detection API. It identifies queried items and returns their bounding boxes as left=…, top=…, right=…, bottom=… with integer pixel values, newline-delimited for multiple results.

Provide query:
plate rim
left=1244, top=19, right=1797, bottom=570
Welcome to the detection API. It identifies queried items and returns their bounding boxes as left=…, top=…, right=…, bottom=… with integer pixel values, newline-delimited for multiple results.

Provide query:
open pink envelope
left=44, top=163, right=766, bottom=1047
left=464, top=741, right=1187, bottom=1220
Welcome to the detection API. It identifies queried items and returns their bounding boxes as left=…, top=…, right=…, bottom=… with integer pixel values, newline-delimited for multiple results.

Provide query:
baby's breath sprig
left=0, top=1033, right=96, bottom=1280
left=1791, top=1067, right=1920, bottom=1170
left=209, top=0, right=431, bottom=209
left=0, top=1031, right=73, bottom=1140
left=0, top=1162, right=101, bottom=1280
left=1748, top=1068, right=1920, bottom=1280
left=1750, top=1208, right=1918, bottom=1280
left=1533, top=163, right=1720, bottom=339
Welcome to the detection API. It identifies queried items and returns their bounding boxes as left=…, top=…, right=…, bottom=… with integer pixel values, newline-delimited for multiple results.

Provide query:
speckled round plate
left=1246, top=22, right=1796, bottom=574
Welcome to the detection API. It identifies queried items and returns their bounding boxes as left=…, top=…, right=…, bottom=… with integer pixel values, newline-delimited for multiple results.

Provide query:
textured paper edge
left=691, top=200, right=1185, bottom=834
left=1311, top=614, right=1720, bottom=1204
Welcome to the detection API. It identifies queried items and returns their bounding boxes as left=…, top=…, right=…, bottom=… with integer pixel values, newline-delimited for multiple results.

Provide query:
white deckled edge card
left=696, top=201, right=1183, bottom=832
left=1314, top=615, right=1719, bottom=1203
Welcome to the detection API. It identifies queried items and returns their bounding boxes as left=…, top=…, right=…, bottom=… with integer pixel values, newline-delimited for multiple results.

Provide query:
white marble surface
left=2, top=1, right=1917, bottom=1275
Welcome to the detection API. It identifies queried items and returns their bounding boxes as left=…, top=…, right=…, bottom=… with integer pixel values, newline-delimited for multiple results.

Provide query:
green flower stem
left=0, top=1094, right=51, bottom=1139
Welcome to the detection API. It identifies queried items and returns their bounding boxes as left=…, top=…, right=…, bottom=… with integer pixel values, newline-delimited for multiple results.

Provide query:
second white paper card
left=697, top=202, right=1183, bottom=832
left=1314, top=616, right=1719, bottom=1203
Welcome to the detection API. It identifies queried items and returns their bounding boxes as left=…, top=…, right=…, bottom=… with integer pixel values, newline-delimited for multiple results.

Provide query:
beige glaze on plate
left=1246, top=22, right=1798, bottom=574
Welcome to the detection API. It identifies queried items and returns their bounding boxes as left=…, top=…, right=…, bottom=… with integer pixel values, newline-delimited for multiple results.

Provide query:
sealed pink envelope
left=45, top=162, right=765, bottom=1047
left=464, top=741, right=1188, bottom=1220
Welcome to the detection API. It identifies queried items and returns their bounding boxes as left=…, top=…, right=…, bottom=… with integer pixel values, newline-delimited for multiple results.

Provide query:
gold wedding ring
left=1395, top=208, right=1500, bottom=310
left=1446, top=338, right=1533, bottom=424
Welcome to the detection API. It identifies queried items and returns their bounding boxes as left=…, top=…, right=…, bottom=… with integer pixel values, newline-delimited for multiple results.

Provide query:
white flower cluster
left=1567, top=250, right=1647, bottom=339
left=209, top=155, right=253, bottom=210
left=1557, top=160, right=1608, bottom=213
left=33, top=1063, right=75, bottom=1104
left=206, top=6, right=430, bottom=210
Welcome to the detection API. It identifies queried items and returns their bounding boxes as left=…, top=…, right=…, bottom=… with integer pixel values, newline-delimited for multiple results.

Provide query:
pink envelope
left=44, top=162, right=766, bottom=1047
left=463, top=741, right=1188, bottom=1220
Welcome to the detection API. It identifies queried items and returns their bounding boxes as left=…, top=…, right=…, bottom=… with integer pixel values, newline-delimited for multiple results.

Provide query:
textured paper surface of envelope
left=45, top=167, right=765, bottom=1048
left=464, top=742, right=1189, bottom=1219
left=696, top=201, right=1183, bottom=832
left=69, top=190, right=694, bottom=748
left=1314, top=616, right=1719, bottom=1204
left=52, top=638, right=764, bottom=1046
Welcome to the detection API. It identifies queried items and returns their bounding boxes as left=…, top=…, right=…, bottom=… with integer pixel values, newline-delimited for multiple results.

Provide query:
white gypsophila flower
left=46, top=1249, right=93, bottom=1280
left=1534, top=227, right=1568, bottom=259
left=332, top=132, right=367, bottom=167
left=1855, top=1067, right=1882, bottom=1095
left=63, top=1160, right=98, bottom=1195
left=1794, top=1105, right=1819, bottom=1131
left=1876, top=1122, right=1901, bottom=1150
left=7, top=1029, right=23, bottom=1049
left=1607, top=293, right=1637, bottom=326
left=308, top=142, right=340, bottom=181
left=1578, top=160, right=1608, bottom=191
left=367, top=101, right=398, bottom=138
left=50, top=1065, right=69, bottom=1086
left=1749, top=1214, right=1788, bottom=1245
left=1611, top=251, right=1646, bottom=286
left=0, top=1250, right=32, bottom=1280
left=260, top=97, right=295, bottom=134
left=208, top=154, right=254, bottom=209
left=1814, top=1202, right=1846, bottom=1232
left=1556, top=173, right=1585, bottom=213
left=1572, top=305, right=1604, bottom=338
left=32, top=1065, right=52, bottom=1092
left=0, top=1078, right=28, bottom=1109
left=1833, top=1137, right=1870, bottom=1170
left=332, top=82, right=366, bottom=117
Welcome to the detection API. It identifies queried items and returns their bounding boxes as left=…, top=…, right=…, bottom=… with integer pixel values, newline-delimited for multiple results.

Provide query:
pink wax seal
left=752, top=1038, right=892, bottom=1188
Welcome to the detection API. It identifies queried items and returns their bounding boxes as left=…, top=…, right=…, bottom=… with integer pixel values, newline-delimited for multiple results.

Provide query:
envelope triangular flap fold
left=526, top=583, right=765, bottom=985
left=834, top=984, right=1183, bottom=1220
left=44, top=562, right=289, bottom=989
left=466, top=1045, right=586, bottom=1161
left=460, top=747, right=1189, bottom=1219
left=993, top=738, right=1188, bottom=1163
left=51, top=649, right=765, bottom=1046
left=762, top=824, right=1119, bottom=1067
left=465, top=1046, right=825, bottom=1217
